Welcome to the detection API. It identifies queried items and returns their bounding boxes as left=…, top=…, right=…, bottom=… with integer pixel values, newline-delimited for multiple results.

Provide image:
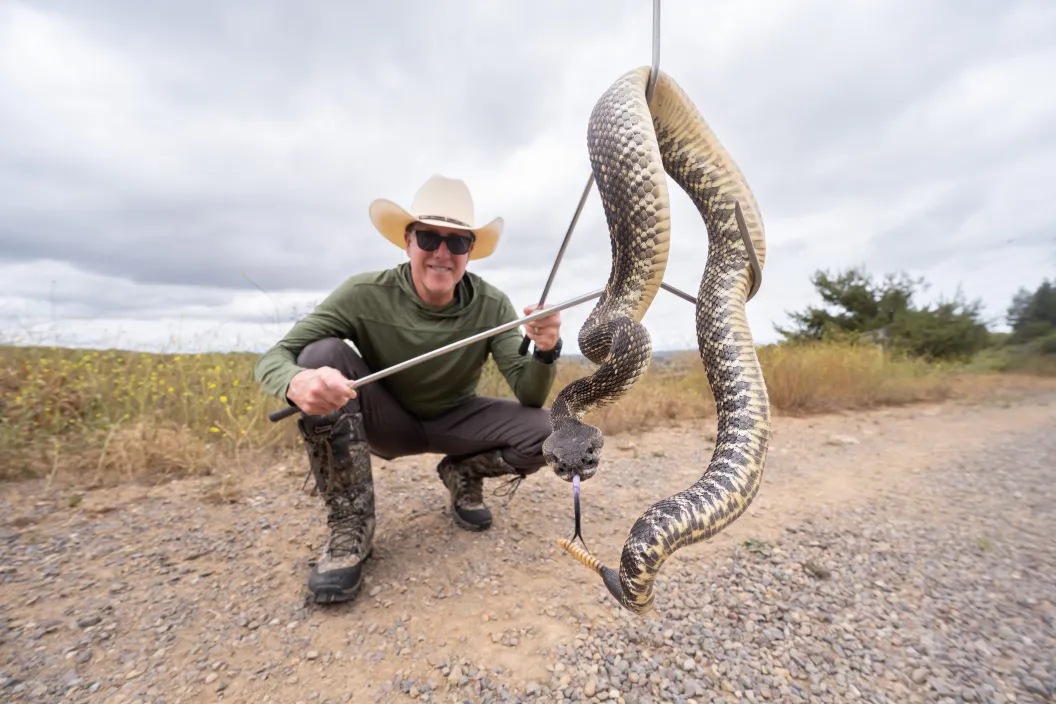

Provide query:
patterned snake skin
left=541, top=66, right=771, bottom=615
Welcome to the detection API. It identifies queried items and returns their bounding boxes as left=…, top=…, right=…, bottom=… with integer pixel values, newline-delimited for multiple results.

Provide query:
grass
left=756, top=341, right=955, bottom=413
left=0, top=346, right=297, bottom=485
left=0, top=339, right=1051, bottom=487
left=962, top=338, right=1056, bottom=377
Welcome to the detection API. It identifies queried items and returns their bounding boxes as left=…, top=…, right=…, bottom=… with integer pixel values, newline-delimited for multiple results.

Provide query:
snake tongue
left=573, top=474, right=583, bottom=536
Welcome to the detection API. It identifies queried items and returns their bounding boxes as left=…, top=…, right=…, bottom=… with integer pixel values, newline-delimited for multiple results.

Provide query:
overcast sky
left=2, top=0, right=1054, bottom=356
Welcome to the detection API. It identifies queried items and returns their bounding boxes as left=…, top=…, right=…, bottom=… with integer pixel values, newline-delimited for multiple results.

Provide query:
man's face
left=405, top=224, right=475, bottom=304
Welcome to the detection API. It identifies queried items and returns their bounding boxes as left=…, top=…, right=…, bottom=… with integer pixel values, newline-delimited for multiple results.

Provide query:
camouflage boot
left=436, top=449, right=529, bottom=532
left=298, top=408, right=375, bottom=604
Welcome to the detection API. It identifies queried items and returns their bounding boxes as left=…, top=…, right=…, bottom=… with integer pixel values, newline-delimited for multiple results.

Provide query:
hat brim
left=368, top=198, right=503, bottom=260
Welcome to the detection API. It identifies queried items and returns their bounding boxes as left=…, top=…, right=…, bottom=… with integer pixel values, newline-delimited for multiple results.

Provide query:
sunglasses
left=413, top=229, right=474, bottom=256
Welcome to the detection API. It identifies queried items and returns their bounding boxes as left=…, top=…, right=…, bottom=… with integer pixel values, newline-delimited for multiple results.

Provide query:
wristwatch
left=533, top=337, right=563, bottom=364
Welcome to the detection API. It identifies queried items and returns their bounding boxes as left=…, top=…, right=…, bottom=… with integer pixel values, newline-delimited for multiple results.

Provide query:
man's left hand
left=523, top=303, right=561, bottom=352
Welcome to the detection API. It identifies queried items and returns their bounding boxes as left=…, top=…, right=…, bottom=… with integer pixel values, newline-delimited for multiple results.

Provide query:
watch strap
left=532, top=337, right=563, bottom=364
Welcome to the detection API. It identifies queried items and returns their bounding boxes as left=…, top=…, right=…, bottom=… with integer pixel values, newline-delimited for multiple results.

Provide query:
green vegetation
left=2, top=266, right=1053, bottom=487
left=775, top=267, right=991, bottom=362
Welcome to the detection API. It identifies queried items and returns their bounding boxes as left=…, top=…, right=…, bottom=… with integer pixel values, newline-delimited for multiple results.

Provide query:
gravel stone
left=1, top=399, right=1053, bottom=703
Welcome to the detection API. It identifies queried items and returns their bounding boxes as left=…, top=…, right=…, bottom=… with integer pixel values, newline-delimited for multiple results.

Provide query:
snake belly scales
left=541, top=65, right=771, bottom=616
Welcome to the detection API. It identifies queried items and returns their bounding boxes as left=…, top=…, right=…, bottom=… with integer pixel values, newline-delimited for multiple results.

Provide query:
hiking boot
left=298, top=408, right=374, bottom=604
left=436, top=449, right=528, bottom=532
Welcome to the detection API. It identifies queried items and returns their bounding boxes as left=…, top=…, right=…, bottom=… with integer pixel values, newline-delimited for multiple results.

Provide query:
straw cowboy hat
left=368, top=175, right=504, bottom=260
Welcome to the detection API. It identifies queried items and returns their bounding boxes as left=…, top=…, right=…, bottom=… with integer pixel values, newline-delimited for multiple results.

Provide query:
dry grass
left=0, top=340, right=1049, bottom=487
left=0, top=346, right=298, bottom=485
left=756, top=342, right=955, bottom=413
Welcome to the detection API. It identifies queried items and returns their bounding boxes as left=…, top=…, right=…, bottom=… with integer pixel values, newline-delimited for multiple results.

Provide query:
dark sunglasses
left=413, top=229, right=474, bottom=256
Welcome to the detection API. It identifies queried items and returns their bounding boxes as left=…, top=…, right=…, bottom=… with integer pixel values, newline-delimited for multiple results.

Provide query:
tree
left=887, top=292, right=992, bottom=361
left=774, top=267, right=920, bottom=342
left=1006, top=278, right=1056, bottom=343
left=777, top=266, right=991, bottom=361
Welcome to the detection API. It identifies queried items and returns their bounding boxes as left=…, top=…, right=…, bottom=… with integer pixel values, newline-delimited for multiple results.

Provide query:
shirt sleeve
left=487, top=294, right=559, bottom=408
left=253, top=277, right=363, bottom=403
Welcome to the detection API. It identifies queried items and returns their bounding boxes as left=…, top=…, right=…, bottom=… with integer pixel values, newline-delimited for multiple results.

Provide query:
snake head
left=542, top=422, right=604, bottom=482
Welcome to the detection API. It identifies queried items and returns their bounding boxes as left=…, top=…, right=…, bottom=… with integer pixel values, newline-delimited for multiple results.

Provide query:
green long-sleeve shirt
left=254, top=263, right=558, bottom=418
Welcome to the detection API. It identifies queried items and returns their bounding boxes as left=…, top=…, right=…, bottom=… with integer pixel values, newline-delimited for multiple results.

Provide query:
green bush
left=1007, top=278, right=1056, bottom=343
left=1037, top=332, right=1056, bottom=356
left=776, top=267, right=991, bottom=362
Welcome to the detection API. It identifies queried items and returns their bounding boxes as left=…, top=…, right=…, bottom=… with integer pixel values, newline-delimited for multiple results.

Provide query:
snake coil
left=542, top=66, right=771, bottom=615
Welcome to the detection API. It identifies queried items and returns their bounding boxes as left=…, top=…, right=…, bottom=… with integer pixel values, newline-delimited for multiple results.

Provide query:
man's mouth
left=428, top=265, right=452, bottom=273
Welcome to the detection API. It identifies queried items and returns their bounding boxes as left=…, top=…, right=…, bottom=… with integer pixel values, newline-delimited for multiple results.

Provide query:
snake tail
left=552, top=66, right=771, bottom=615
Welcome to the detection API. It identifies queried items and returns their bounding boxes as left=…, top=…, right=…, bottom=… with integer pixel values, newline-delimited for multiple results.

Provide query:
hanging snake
left=541, top=65, right=771, bottom=615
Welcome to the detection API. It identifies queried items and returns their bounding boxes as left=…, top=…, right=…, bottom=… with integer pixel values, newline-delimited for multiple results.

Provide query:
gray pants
left=297, top=338, right=552, bottom=473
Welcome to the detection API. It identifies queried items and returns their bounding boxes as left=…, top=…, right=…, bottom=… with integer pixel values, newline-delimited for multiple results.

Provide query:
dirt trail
left=1, top=390, right=1054, bottom=702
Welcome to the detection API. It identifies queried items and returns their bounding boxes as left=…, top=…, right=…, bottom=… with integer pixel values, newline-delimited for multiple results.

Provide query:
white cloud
left=2, top=0, right=1054, bottom=362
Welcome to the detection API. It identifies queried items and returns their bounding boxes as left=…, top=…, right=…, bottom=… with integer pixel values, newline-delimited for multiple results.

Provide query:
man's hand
left=286, top=367, right=357, bottom=416
left=523, top=303, right=562, bottom=352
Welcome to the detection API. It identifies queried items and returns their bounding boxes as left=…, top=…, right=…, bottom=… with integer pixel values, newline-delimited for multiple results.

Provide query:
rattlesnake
left=541, top=66, right=771, bottom=615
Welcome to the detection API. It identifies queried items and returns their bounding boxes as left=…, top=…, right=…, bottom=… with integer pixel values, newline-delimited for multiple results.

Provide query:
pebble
left=0, top=409, right=1053, bottom=704
left=531, top=426, right=1056, bottom=704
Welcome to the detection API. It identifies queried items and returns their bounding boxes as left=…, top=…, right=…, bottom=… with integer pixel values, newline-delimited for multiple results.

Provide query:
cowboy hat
left=368, top=174, right=504, bottom=260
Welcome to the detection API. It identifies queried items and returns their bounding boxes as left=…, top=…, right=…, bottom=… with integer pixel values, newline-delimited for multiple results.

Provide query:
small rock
left=1022, top=677, right=1049, bottom=697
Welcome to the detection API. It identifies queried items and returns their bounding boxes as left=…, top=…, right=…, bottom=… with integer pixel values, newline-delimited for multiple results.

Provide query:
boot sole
left=451, top=507, right=491, bottom=532
left=310, top=580, right=363, bottom=604
left=308, top=548, right=371, bottom=604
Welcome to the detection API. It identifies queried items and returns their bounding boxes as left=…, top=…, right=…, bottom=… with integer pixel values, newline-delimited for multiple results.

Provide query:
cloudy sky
left=2, top=0, right=1054, bottom=356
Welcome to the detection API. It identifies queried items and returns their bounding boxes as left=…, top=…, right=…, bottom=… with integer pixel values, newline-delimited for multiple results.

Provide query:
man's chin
left=425, top=271, right=455, bottom=286
left=423, top=276, right=456, bottom=298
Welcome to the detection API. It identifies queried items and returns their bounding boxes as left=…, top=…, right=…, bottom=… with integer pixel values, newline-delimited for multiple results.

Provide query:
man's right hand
left=286, top=367, right=357, bottom=416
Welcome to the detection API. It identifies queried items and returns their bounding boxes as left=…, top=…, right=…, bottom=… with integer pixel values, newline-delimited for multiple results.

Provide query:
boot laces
left=315, top=429, right=367, bottom=559
left=492, top=472, right=526, bottom=507
left=326, top=496, right=366, bottom=559
left=460, top=471, right=485, bottom=508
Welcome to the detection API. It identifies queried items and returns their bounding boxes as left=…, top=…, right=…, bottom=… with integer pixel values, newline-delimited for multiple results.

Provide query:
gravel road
left=1, top=392, right=1054, bottom=703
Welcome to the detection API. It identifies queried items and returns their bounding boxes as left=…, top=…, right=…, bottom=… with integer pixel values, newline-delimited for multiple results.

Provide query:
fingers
left=289, top=366, right=357, bottom=415
left=532, top=332, right=559, bottom=352
left=523, top=304, right=562, bottom=329
left=523, top=304, right=562, bottom=352
left=317, top=367, right=357, bottom=408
